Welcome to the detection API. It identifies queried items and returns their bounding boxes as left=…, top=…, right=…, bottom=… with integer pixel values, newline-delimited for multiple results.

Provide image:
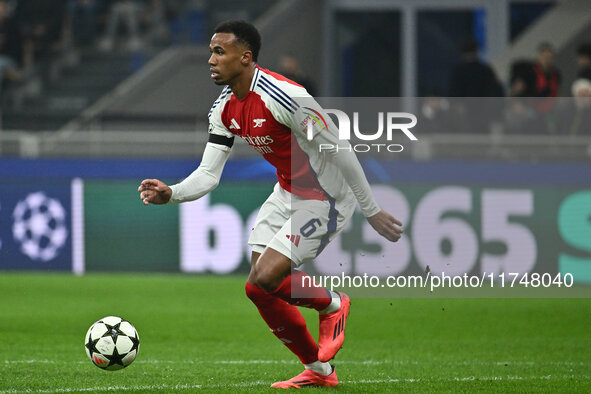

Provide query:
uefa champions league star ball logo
left=12, top=192, right=68, bottom=262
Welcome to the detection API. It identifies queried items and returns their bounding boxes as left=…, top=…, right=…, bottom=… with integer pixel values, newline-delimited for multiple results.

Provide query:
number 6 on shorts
left=300, top=218, right=322, bottom=237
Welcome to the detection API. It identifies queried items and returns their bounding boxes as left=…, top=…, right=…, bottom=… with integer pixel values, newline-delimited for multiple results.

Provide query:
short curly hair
left=214, top=20, right=262, bottom=62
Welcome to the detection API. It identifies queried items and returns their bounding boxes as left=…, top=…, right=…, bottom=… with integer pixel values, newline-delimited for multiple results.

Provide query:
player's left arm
left=289, top=97, right=403, bottom=242
left=139, top=141, right=230, bottom=205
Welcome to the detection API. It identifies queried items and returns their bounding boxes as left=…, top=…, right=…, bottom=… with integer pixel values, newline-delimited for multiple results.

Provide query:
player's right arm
left=287, top=96, right=403, bottom=242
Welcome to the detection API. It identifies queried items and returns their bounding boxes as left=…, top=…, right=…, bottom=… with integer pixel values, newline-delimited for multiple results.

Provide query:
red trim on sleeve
left=257, top=65, right=305, bottom=88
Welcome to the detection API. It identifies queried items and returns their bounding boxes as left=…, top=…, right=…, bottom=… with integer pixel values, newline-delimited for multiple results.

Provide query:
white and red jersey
left=207, top=66, right=379, bottom=216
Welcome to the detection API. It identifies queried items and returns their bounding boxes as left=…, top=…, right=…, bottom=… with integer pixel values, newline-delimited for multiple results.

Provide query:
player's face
left=208, top=33, right=248, bottom=85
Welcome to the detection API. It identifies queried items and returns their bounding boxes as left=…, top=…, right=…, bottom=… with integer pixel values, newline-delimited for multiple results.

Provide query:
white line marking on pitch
left=1, top=375, right=590, bottom=393
left=3, top=359, right=590, bottom=367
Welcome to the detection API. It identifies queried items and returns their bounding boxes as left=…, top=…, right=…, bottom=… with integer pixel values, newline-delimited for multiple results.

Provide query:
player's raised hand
left=138, top=179, right=172, bottom=205
left=367, top=210, right=403, bottom=242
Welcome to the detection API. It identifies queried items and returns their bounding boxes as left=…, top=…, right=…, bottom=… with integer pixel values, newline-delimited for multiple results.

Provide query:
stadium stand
left=0, top=0, right=590, bottom=161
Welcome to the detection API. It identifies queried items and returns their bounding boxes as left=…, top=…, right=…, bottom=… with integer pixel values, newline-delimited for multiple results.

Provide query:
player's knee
left=253, top=266, right=282, bottom=292
left=251, top=250, right=291, bottom=292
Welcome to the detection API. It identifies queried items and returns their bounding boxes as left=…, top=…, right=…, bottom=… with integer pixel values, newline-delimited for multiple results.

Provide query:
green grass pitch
left=1, top=273, right=590, bottom=393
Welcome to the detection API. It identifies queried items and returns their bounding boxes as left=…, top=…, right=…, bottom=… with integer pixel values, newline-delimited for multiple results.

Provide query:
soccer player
left=138, top=20, right=403, bottom=389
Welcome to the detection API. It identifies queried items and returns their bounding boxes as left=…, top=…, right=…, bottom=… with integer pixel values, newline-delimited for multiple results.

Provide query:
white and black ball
left=84, top=316, right=140, bottom=371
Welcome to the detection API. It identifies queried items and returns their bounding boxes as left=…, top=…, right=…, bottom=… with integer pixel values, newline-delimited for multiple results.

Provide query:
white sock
left=319, top=291, right=341, bottom=315
left=305, top=360, right=333, bottom=375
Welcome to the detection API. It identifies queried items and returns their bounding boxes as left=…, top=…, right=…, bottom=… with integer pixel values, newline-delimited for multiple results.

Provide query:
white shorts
left=248, top=183, right=356, bottom=266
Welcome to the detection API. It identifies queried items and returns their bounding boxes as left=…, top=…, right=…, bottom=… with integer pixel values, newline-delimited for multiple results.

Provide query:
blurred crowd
left=0, top=0, right=186, bottom=92
left=421, top=38, right=591, bottom=136
left=0, top=1, right=589, bottom=136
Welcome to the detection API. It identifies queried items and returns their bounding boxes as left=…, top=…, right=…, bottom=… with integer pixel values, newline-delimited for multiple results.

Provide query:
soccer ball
left=85, top=316, right=140, bottom=371
left=12, top=191, right=68, bottom=262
